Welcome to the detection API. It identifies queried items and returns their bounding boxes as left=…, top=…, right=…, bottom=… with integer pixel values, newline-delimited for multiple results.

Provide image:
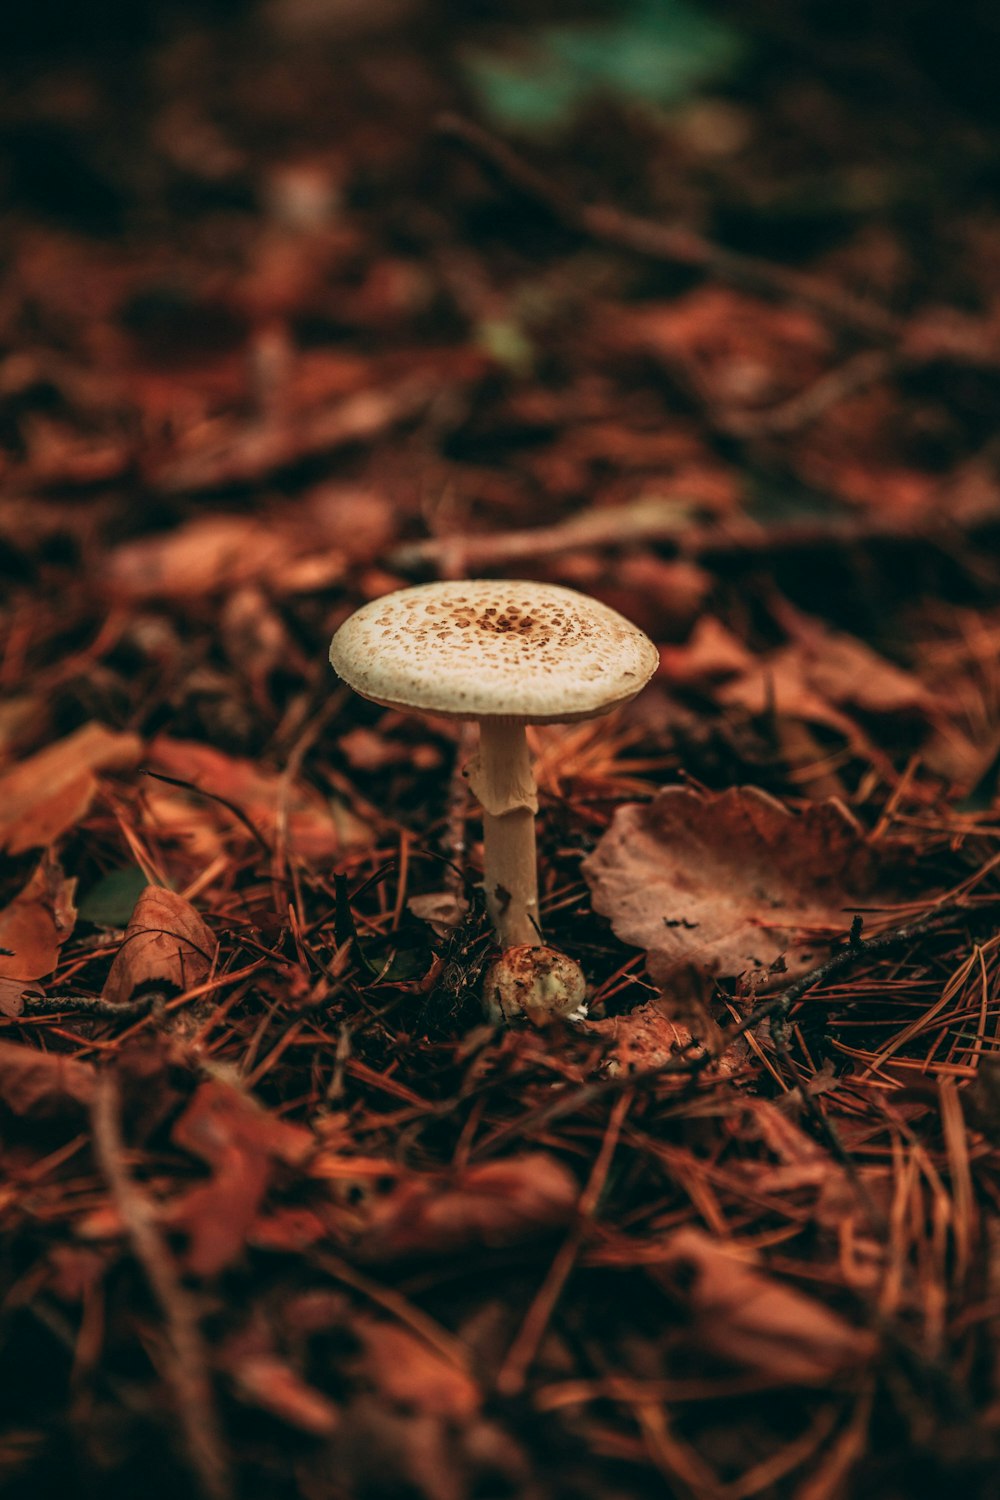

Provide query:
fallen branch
left=389, top=492, right=929, bottom=576
left=439, top=113, right=1000, bottom=369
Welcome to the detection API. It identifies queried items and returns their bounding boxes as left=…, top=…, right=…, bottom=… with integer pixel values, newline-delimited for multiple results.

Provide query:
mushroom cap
left=330, top=579, right=659, bottom=723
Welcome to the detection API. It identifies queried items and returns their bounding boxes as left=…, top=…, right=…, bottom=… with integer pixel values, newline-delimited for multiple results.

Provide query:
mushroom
left=329, top=579, right=658, bottom=950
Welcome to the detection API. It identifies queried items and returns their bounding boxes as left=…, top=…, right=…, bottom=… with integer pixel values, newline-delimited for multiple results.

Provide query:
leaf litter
left=1, top=5, right=1000, bottom=1499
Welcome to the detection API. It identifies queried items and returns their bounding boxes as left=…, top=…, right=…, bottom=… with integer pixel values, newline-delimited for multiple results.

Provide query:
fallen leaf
left=104, top=515, right=289, bottom=600
left=0, top=722, right=142, bottom=854
left=231, top=1355, right=339, bottom=1437
left=659, top=616, right=752, bottom=686
left=0, top=854, right=78, bottom=983
left=101, top=885, right=217, bottom=1005
left=148, top=376, right=433, bottom=494
left=585, top=999, right=737, bottom=1074
left=149, top=736, right=371, bottom=859
left=407, top=890, right=470, bottom=938
left=167, top=1079, right=314, bottom=1275
left=344, top=1154, right=579, bottom=1262
left=0, top=1040, right=96, bottom=1117
left=617, top=289, right=830, bottom=411
left=353, top=1319, right=480, bottom=1420
left=583, top=786, right=891, bottom=985
left=653, top=1228, right=875, bottom=1383
left=720, top=634, right=938, bottom=729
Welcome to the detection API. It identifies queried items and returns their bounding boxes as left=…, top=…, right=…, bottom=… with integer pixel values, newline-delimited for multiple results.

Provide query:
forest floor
left=2, top=3, right=1000, bottom=1497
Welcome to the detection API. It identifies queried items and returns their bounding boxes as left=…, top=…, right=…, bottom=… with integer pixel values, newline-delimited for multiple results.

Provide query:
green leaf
left=461, top=0, right=745, bottom=135
left=78, top=866, right=149, bottom=927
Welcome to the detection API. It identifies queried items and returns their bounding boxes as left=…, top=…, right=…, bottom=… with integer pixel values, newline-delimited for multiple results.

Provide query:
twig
left=495, top=1090, right=630, bottom=1396
left=389, top=492, right=930, bottom=577
left=439, top=113, right=1000, bottom=369
left=721, top=350, right=895, bottom=437
left=18, top=991, right=165, bottom=1020
left=91, top=1072, right=232, bottom=1500
left=143, top=769, right=271, bottom=855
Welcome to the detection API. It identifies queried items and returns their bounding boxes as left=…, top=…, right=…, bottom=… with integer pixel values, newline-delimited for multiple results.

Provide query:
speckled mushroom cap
left=330, top=580, right=659, bottom=723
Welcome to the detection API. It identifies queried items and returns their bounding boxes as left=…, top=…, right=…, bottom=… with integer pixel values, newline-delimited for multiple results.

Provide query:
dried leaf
left=0, top=855, right=78, bottom=983
left=720, top=635, right=938, bottom=730
left=101, top=885, right=216, bottom=1005
left=346, top=1154, right=579, bottom=1262
left=105, top=515, right=291, bottom=600
left=620, top=289, right=830, bottom=410
left=585, top=999, right=737, bottom=1074
left=231, top=1355, right=339, bottom=1437
left=354, top=1319, right=480, bottom=1420
left=149, top=377, right=432, bottom=493
left=0, top=1040, right=96, bottom=1117
left=654, top=1228, right=875, bottom=1383
left=583, top=786, right=889, bottom=985
left=168, top=1079, right=314, bottom=1275
left=659, top=615, right=752, bottom=686
left=149, top=736, right=372, bottom=859
left=0, top=723, right=142, bottom=854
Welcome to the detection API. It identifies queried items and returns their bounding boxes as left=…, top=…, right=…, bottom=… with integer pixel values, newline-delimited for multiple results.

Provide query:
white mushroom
left=329, top=579, right=658, bottom=948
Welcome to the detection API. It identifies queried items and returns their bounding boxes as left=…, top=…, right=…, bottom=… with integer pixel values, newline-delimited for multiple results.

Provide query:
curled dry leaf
left=653, top=1228, right=876, bottom=1384
left=101, top=885, right=217, bottom=1006
left=343, top=1154, right=579, bottom=1263
left=0, top=855, right=78, bottom=1003
left=616, top=288, right=831, bottom=411
left=104, top=515, right=287, bottom=600
left=662, top=614, right=942, bottom=753
left=0, top=722, right=142, bottom=855
left=583, top=786, right=893, bottom=986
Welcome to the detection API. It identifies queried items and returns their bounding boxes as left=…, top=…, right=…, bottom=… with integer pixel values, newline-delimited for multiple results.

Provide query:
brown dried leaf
left=583, top=786, right=888, bottom=985
left=721, top=634, right=938, bottom=729
left=104, top=484, right=396, bottom=601
left=0, top=723, right=142, bottom=854
left=654, top=1228, right=875, bottom=1384
left=617, top=289, right=830, bottom=410
left=231, top=1355, right=339, bottom=1437
left=0, top=855, right=77, bottom=984
left=585, top=999, right=737, bottom=1074
left=167, top=1079, right=314, bottom=1275
left=659, top=616, right=752, bottom=687
left=101, top=885, right=216, bottom=1005
left=149, top=736, right=372, bottom=859
left=0, top=1040, right=96, bottom=1117
left=149, top=377, right=432, bottom=494
left=105, top=515, right=292, bottom=600
left=354, top=1319, right=480, bottom=1420
left=347, top=1154, right=579, bottom=1263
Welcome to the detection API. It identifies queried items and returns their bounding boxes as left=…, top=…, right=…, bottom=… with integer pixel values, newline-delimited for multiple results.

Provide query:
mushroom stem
left=469, top=720, right=541, bottom=947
